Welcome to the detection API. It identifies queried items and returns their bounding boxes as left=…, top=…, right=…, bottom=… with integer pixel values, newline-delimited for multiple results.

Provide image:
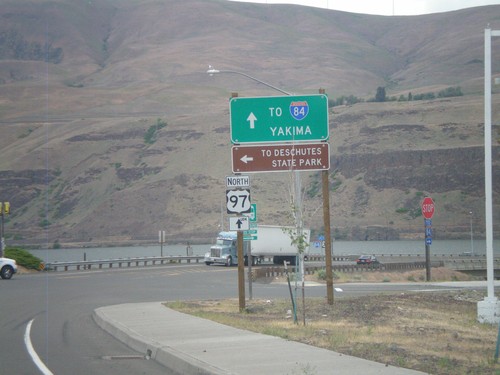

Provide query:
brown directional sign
left=232, top=143, right=330, bottom=173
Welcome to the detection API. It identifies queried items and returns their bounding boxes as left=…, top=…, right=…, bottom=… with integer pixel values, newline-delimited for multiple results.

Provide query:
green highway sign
left=244, top=221, right=257, bottom=240
left=230, top=94, right=329, bottom=144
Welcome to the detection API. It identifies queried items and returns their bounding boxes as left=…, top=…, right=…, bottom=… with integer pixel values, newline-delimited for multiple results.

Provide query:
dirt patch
left=167, top=270, right=500, bottom=375
left=16, top=265, right=38, bottom=274
left=266, top=266, right=477, bottom=284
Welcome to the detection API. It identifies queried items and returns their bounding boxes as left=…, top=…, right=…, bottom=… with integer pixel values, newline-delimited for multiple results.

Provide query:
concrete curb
left=93, top=304, right=231, bottom=375
left=93, top=302, right=427, bottom=375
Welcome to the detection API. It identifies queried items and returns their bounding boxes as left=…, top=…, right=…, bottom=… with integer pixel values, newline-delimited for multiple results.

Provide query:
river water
left=28, top=239, right=499, bottom=263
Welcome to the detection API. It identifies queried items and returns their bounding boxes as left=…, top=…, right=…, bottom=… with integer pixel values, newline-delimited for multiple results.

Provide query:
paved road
left=1, top=263, right=479, bottom=374
left=2, top=264, right=237, bottom=374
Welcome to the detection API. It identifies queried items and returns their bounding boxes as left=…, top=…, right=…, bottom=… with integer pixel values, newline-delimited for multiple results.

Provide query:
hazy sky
left=229, top=0, right=500, bottom=16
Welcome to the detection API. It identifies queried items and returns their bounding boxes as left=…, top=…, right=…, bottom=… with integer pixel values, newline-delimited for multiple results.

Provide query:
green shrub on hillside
left=144, top=118, right=167, bottom=144
left=5, top=247, right=42, bottom=270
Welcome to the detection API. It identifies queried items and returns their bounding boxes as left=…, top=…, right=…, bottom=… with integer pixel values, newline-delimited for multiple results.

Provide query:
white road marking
left=24, top=319, right=54, bottom=375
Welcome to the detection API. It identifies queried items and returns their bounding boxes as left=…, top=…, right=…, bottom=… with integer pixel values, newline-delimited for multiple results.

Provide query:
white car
left=0, top=257, right=18, bottom=279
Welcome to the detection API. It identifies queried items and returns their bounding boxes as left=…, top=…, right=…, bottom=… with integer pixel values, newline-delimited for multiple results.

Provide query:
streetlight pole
left=207, top=67, right=292, bottom=95
left=477, top=27, right=500, bottom=324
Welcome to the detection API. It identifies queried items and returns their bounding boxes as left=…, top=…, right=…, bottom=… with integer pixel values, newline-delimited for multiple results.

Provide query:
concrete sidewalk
left=93, top=302, right=427, bottom=375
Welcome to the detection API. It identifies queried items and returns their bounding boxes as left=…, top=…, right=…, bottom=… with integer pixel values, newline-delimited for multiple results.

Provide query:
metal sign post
left=421, top=197, right=435, bottom=281
left=226, top=165, right=249, bottom=311
left=158, top=230, right=166, bottom=257
left=237, top=230, right=245, bottom=312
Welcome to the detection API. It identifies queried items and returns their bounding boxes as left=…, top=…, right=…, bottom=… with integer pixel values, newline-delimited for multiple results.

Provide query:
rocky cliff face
left=335, top=146, right=498, bottom=194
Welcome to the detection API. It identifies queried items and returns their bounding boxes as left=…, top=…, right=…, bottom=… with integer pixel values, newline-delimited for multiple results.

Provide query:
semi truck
left=204, top=225, right=310, bottom=266
left=251, top=225, right=310, bottom=265
left=204, top=231, right=250, bottom=267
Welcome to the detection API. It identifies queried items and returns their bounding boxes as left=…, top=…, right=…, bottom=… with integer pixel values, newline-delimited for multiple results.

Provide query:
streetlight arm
left=206, top=67, right=292, bottom=96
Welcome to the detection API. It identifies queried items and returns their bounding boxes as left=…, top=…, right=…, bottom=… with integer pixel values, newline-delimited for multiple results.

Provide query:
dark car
left=356, top=255, right=379, bottom=265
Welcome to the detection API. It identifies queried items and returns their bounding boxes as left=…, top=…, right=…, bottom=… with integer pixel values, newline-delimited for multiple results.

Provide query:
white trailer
left=251, top=225, right=310, bottom=265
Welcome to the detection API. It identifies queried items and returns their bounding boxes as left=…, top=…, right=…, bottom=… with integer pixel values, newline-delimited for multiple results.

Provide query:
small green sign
left=230, top=94, right=329, bottom=144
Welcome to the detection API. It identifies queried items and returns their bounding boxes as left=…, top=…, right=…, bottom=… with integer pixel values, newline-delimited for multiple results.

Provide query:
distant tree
left=330, top=95, right=362, bottom=107
left=0, top=29, right=63, bottom=64
left=408, top=92, right=413, bottom=101
left=413, top=92, right=435, bottom=101
left=375, top=87, right=386, bottom=102
left=438, top=86, right=463, bottom=98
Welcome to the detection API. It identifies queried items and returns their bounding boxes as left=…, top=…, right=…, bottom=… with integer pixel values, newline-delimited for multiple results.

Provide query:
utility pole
left=318, top=88, right=334, bottom=305
left=322, top=170, right=333, bottom=304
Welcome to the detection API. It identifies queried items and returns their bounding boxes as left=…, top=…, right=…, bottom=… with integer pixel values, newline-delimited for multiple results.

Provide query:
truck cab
left=204, top=231, right=250, bottom=266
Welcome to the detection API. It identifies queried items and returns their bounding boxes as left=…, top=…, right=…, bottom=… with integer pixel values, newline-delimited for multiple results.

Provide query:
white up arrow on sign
left=247, top=112, right=257, bottom=129
left=229, top=216, right=250, bottom=231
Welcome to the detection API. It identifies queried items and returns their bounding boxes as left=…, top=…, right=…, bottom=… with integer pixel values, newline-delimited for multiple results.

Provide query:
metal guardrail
left=44, top=255, right=204, bottom=271
left=43, top=254, right=498, bottom=273
left=253, top=261, right=444, bottom=279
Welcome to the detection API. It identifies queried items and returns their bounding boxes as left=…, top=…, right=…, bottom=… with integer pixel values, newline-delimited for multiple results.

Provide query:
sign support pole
left=320, top=86, right=334, bottom=305
left=247, top=245, right=252, bottom=300
left=425, top=237, right=431, bottom=282
left=421, top=197, right=434, bottom=282
left=237, top=230, right=245, bottom=312
left=322, top=169, right=334, bottom=305
left=231, top=91, right=246, bottom=312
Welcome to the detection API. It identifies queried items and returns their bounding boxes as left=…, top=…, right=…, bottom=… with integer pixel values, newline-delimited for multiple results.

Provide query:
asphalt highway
left=0, top=263, right=479, bottom=374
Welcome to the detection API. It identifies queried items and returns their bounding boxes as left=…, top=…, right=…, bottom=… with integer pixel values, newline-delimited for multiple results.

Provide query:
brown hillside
left=0, top=0, right=499, bottom=246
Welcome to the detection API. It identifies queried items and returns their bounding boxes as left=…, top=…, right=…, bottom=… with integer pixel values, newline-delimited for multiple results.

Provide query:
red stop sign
left=421, top=197, right=435, bottom=219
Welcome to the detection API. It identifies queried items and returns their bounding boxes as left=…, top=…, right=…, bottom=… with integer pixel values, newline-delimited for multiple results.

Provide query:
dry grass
left=328, top=267, right=476, bottom=284
left=167, top=270, right=500, bottom=375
